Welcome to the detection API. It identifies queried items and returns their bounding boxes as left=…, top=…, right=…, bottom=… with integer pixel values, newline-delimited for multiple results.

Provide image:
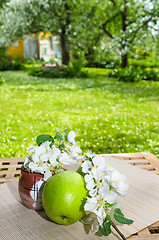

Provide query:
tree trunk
left=122, top=53, right=128, bottom=68
left=121, top=0, right=129, bottom=68
left=60, top=3, right=70, bottom=66
left=60, top=31, right=70, bottom=65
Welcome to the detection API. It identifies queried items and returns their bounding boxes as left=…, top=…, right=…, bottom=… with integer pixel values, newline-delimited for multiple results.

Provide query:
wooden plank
left=148, top=221, right=159, bottom=229
left=0, top=164, right=23, bottom=169
left=0, top=178, right=20, bottom=183
left=126, top=159, right=149, bottom=165
left=0, top=169, right=21, bottom=175
left=148, top=170, right=159, bottom=175
left=136, top=164, right=155, bottom=171
left=0, top=158, right=23, bottom=163
left=105, top=153, right=159, bottom=172
left=137, top=228, right=151, bottom=235
left=144, top=154, right=159, bottom=171
left=0, top=158, right=23, bottom=181
left=108, top=153, right=146, bottom=160
left=129, top=235, right=159, bottom=239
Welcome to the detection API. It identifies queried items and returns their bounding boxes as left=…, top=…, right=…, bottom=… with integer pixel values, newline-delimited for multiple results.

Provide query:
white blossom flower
left=98, top=182, right=118, bottom=204
left=84, top=174, right=96, bottom=192
left=84, top=197, right=106, bottom=231
left=32, top=153, right=40, bottom=163
left=110, top=170, right=129, bottom=196
left=59, top=152, right=75, bottom=165
left=31, top=144, right=46, bottom=163
left=92, top=156, right=108, bottom=172
left=28, top=162, right=38, bottom=172
left=68, top=145, right=83, bottom=162
left=39, top=163, right=50, bottom=173
left=23, top=156, right=30, bottom=168
left=85, top=152, right=96, bottom=158
left=43, top=141, right=52, bottom=152
left=82, top=152, right=129, bottom=235
left=104, top=191, right=119, bottom=204
left=91, top=167, right=102, bottom=181
left=91, top=156, right=110, bottom=181
left=27, top=145, right=34, bottom=155
left=84, top=197, right=99, bottom=213
left=42, top=153, right=52, bottom=162
left=89, top=188, right=98, bottom=197
left=31, top=141, right=52, bottom=163
left=69, top=145, right=82, bottom=158
left=81, top=160, right=92, bottom=173
left=48, top=146, right=61, bottom=165
left=49, top=155, right=58, bottom=165
left=68, top=131, right=76, bottom=144
left=98, top=182, right=109, bottom=198
left=95, top=206, right=106, bottom=226
left=52, top=145, right=61, bottom=157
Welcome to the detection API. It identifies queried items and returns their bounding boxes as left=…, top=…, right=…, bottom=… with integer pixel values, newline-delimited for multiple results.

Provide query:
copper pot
left=18, top=166, right=45, bottom=210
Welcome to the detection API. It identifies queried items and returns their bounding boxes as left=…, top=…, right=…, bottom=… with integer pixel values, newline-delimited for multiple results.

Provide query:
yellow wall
left=6, top=33, right=48, bottom=60
left=40, top=32, right=53, bottom=40
left=7, top=38, right=24, bottom=60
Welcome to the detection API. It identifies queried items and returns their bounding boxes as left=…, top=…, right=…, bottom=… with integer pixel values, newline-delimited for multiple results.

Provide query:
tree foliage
left=1, top=0, right=91, bottom=64
left=0, top=0, right=159, bottom=66
left=76, top=0, right=159, bottom=68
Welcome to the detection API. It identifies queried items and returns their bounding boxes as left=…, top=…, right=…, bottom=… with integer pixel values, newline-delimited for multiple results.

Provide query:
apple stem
left=111, top=221, right=126, bottom=240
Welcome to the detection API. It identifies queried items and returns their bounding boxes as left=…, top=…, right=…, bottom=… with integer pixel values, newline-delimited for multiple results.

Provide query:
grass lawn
left=0, top=69, right=159, bottom=158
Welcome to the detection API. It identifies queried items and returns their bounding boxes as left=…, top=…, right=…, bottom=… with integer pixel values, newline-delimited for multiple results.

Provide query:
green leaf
left=63, top=129, right=68, bottom=140
left=99, top=223, right=111, bottom=236
left=105, top=202, right=117, bottom=208
left=36, top=134, right=54, bottom=146
left=99, top=215, right=111, bottom=236
left=114, top=208, right=134, bottom=225
left=59, top=143, right=65, bottom=150
left=106, top=214, right=111, bottom=222
left=54, top=132, right=64, bottom=140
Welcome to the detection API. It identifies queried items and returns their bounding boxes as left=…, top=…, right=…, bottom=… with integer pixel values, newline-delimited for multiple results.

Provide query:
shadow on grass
left=1, top=70, right=159, bottom=100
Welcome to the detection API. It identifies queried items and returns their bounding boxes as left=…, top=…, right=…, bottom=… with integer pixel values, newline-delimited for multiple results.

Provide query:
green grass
left=0, top=69, right=159, bottom=158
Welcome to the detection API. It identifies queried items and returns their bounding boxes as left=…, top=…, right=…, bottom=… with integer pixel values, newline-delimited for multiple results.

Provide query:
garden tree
left=0, top=0, right=8, bottom=8
left=99, top=0, right=159, bottom=68
left=1, top=0, right=92, bottom=65
left=70, top=0, right=105, bottom=64
left=75, top=0, right=159, bottom=68
left=1, top=0, right=158, bottom=66
left=0, top=0, right=9, bottom=50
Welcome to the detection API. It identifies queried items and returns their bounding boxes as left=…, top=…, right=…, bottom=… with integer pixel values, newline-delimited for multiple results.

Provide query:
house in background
left=6, top=32, right=62, bottom=62
left=7, top=34, right=39, bottom=60
left=39, top=32, right=62, bottom=62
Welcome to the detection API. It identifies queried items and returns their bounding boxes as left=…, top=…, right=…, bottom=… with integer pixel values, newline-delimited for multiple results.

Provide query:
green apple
left=42, top=171, right=88, bottom=225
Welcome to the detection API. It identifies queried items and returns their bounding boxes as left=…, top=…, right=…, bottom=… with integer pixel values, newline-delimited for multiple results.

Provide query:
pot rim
left=21, top=165, right=44, bottom=176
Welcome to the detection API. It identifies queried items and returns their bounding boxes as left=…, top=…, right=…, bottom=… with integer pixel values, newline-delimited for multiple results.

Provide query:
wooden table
left=0, top=153, right=159, bottom=239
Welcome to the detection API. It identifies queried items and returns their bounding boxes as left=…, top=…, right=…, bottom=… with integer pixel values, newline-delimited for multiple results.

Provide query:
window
left=44, top=48, right=47, bottom=55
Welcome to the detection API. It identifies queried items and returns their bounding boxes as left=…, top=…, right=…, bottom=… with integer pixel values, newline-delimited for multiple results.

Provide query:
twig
left=111, top=221, right=127, bottom=240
